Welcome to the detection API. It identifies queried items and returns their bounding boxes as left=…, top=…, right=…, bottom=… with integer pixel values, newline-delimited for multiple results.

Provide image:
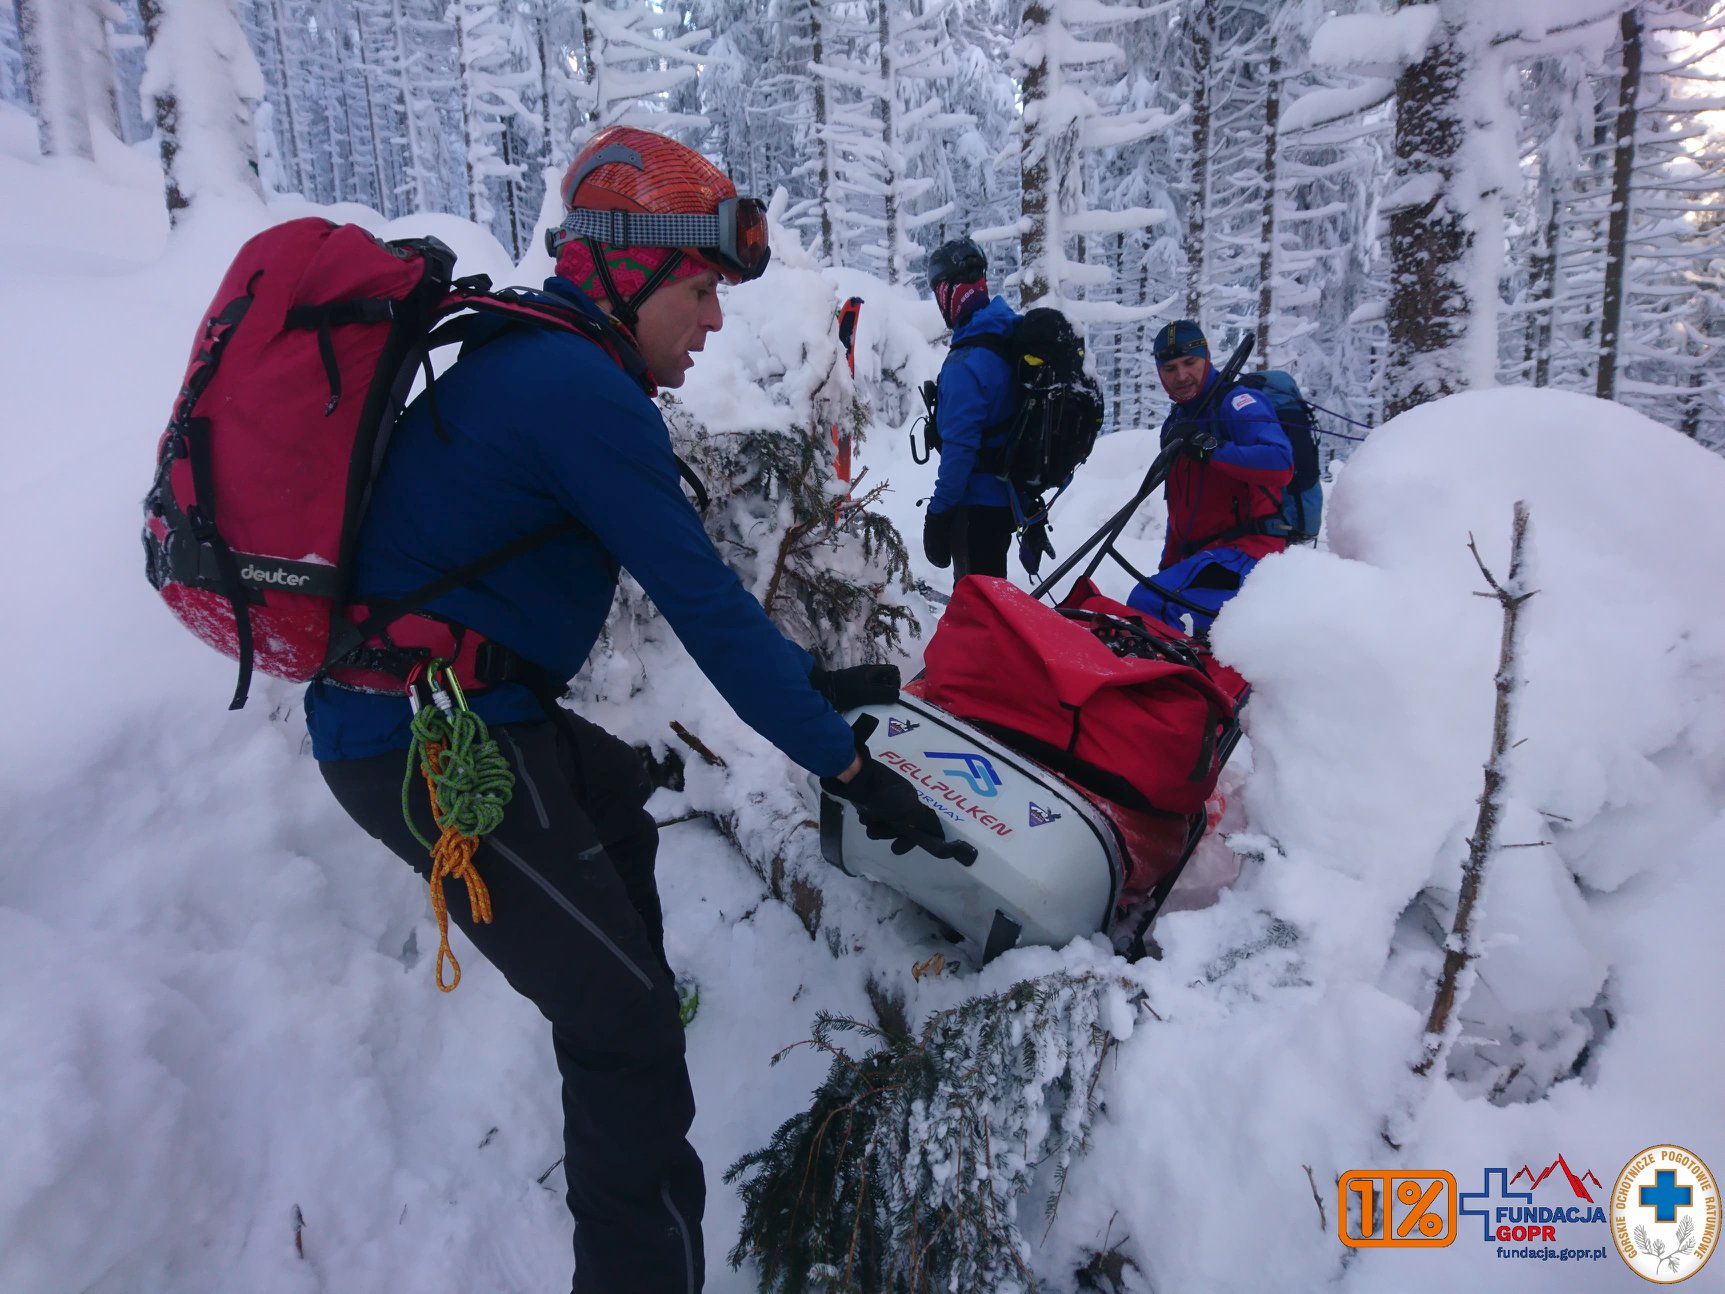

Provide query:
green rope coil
left=401, top=704, right=516, bottom=851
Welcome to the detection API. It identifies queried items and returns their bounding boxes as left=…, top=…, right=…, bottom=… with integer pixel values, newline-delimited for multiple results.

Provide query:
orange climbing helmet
left=546, top=126, right=770, bottom=287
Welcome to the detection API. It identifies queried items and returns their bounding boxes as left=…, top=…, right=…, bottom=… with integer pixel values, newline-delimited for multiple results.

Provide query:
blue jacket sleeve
left=530, top=365, right=857, bottom=778
left=1212, top=387, right=1293, bottom=479
left=930, top=350, right=995, bottom=515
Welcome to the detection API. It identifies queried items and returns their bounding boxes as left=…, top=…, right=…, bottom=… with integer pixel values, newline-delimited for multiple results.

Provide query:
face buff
left=554, top=240, right=708, bottom=302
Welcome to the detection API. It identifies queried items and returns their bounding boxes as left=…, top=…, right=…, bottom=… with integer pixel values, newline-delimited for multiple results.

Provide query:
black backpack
left=915, top=307, right=1105, bottom=501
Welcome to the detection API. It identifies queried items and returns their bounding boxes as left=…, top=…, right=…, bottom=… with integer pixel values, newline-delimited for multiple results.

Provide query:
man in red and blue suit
left=1129, top=320, right=1293, bottom=636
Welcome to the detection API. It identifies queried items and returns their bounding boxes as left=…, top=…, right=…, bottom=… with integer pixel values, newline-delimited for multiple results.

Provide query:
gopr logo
left=241, top=563, right=311, bottom=587
left=1611, top=1144, right=1719, bottom=1283
left=924, top=750, right=1001, bottom=798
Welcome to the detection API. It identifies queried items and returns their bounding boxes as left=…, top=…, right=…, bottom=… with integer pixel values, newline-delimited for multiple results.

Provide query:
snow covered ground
left=3, top=109, right=1722, bottom=1292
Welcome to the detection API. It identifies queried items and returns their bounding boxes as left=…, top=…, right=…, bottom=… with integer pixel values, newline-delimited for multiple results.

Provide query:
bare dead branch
left=1304, top=1165, right=1328, bottom=1232
left=1414, top=502, right=1535, bottom=1080
left=668, top=720, right=727, bottom=768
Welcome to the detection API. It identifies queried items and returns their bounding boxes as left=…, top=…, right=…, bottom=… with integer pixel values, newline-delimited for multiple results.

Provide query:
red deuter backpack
left=142, top=217, right=634, bottom=709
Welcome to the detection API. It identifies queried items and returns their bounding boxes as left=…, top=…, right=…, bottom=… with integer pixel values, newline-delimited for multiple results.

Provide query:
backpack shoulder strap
left=432, top=289, right=657, bottom=395
left=323, top=288, right=691, bottom=672
left=950, top=332, right=1018, bottom=365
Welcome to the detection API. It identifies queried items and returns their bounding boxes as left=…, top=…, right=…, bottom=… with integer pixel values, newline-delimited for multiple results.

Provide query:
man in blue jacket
left=1129, top=320, right=1293, bottom=636
left=308, top=127, right=942, bottom=1294
left=922, top=237, right=1020, bottom=580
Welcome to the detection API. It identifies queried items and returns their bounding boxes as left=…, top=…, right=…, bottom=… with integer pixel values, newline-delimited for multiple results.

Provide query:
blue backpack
left=1236, top=369, right=1323, bottom=542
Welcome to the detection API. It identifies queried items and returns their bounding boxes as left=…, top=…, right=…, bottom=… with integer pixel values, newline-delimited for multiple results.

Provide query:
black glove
left=810, top=662, right=901, bottom=712
left=1182, top=431, right=1218, bottom=463
left=1018, top=521, right=1054, bottom=578
left=923, top=509, right=955, bottom=569
left=822, top=749, right=947, bottom=857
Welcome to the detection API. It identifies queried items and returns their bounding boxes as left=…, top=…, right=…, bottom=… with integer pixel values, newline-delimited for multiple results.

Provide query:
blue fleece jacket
left=304, top=278, right=857, bottom=778
left=1156, top=369, right=1293, bottom=565
left=929, top=296, right=1019, bottom=514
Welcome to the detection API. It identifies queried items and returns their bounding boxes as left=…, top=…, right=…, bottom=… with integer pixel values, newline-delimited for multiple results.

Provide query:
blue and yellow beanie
left=1154, top=319, right=1209, bottom=365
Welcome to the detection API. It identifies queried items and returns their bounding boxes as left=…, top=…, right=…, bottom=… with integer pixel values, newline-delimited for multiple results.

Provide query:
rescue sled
left=819, top=579, right=1246, bottom=961
left=817, top=338, right=1260, bottom=962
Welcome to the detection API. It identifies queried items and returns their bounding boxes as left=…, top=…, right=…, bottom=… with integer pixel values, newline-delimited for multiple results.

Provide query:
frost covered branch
left=726, top=971, right=1142, bottom=1293
left=1413, top=502, right=1537, bottom=1080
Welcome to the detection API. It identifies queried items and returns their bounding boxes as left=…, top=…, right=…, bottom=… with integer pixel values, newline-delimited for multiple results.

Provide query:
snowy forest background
left=6, top=0, right=1723, bottom=448
left=5, top=3, right=1725, bottom=1293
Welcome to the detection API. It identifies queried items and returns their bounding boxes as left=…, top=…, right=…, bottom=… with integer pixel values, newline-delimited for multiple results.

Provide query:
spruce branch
left=727, top=972, right=1141, bottom=1292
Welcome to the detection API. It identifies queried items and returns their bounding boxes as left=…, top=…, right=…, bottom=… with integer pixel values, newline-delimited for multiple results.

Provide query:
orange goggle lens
left=723, top=198, right=770, bottom=280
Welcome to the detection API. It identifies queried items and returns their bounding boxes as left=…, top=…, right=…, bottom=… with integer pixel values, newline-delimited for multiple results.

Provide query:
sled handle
left=909, top=832, right=977, bottom=866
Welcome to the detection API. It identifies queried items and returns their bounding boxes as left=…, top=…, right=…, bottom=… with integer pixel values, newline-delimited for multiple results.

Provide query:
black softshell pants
left=320, top=709, right=704, bottom=1294
left=951, top=503, right=1015, bottom=580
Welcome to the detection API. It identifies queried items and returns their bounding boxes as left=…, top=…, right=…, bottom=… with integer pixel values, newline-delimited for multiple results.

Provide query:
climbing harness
left=400, top=660, right=515, bottom=991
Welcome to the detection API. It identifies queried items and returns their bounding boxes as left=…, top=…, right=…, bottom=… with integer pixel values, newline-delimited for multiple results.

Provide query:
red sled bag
left=918, top=576, right=1248, bottom=817
left=142, top=217, right=622, bottom=709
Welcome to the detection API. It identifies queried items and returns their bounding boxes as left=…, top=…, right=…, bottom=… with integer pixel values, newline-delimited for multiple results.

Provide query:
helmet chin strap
left=583, top=237, right=687, bottom=331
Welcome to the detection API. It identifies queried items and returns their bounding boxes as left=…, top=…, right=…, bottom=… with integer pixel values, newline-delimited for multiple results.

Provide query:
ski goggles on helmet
left=545, top=196, right=771, bottom=283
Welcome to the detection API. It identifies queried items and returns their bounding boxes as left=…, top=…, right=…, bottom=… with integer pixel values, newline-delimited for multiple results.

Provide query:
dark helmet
left=927, top=237, right=987, bottom=289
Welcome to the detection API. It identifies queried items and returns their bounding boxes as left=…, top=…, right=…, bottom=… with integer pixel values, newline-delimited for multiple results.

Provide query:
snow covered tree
left=1376, top=4, right=1479, bottom=416
left=386, top=0, right=462, bottom=215
left=1268, top=2, right=1396, bottom=424
left=569, top=0, right=709, bottom=141
left=49, top=0, right=1721, bottom=451
left=70, top=0, right=123, bottom=139
left=1180, top=0, right=1214, bottom=318
left=449, top=0, right=536, bottom=254
left=916, top=0, right=1020, bottom=257
left=525, top=0, right=586, bottom=175
left=137, top=0, right=264, bottom=224
left=803, top=1, right=964, bottom=281
left=0, top=8, right=24, bottom=107
left=1589, top=6, right=1724, bottom=423
left=1315, top=1, right=1653, bottom=418
left=767, top=0, right=845, bottom=263
left=247, top=0, right=308, bottom=196
left=1496, top=4, right=1722, bottom=437
left=995, top=0, right=1182, bottom=434
left=1597, top=8, right=1646, bottom=400
left=17, top=0, right=96, bottom=158
left=1013, top=0, right=1171, bottom=316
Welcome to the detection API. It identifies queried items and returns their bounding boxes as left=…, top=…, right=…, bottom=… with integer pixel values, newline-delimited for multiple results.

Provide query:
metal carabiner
left=405, top=659, right=436, bottom=715
left=421, top=658, right=457, bottom=716
left=434, top=663, right=470, bottom=714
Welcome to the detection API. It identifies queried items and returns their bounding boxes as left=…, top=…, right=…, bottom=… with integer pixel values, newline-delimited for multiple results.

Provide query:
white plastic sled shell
left=816, top=695, right=1126, bottom=960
